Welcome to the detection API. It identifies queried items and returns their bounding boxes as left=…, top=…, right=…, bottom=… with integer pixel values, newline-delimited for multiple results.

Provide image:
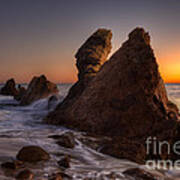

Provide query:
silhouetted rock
left=45, top=29, right=112, bottom=124
left=16, top=146, right=50, bottom=162
left=0, top=78, right=18, bottom=96
left=20, top=75, right=58, bottom=105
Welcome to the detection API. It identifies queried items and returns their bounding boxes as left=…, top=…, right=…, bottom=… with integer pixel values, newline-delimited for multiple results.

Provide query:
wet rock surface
left=1, top=160, right=23, bottom=170
left=15, top=169, right=34, bottom=180
left=20, top=75, right=58, bottom=105
left=57, top=155, right=70, bottom=169
left=16, top=146, right=50, bottom=163
left=0, top=78, right=18, bottom=96
left=123, top=168, right=158, bottom=180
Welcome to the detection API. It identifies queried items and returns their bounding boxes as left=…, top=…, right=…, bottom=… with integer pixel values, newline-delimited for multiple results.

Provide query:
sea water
left=0, top=84, right=179, bottom=179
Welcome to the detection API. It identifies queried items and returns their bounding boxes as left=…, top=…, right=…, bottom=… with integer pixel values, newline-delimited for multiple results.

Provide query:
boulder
left=55, top=133, right=76, bottom=149
left=0, top=78, right=18, bottom=96
left=16, top=146, right=50, bottom=163
left=45, top=28, right=112, bottom=124
left=57, top=155, right=70, bottom=169
left=20, top=75, right=58, bottom=105
left=1, top=160, right=23, bottom=170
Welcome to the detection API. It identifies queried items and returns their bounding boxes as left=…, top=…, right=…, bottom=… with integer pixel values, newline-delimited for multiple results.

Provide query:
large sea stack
left=20, top=75, right=58, bottom=105
left=0, top=78, right=18, bottom=96
left=45, top=28, right=179, bottom=163
left=45, top=28, right=112, bottom=116
left=45, top=28, right=178, bottom=137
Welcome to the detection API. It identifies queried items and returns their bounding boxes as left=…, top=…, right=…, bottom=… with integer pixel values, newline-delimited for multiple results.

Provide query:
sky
left=0, top=0, right=180, bottom=83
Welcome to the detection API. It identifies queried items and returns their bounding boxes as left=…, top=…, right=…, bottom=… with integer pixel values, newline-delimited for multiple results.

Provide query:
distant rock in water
left=44, top=27, right=180, bottom=163
left=45, top=28, right=112, bottom=123
left=0, top=78, right=18, bottom=96
left=14, top=85, right=27, bottom=101
left=20, top=75, right=58, bottom=105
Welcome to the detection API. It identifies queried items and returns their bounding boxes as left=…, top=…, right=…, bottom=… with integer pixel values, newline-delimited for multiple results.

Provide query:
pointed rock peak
left=75, top=28, right=112, bottom=59
left=128, top=27, right=150, bottom=45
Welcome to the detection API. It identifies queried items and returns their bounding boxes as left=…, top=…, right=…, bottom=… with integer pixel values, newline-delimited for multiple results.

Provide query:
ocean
left=0, top=83, right=179, bottom=179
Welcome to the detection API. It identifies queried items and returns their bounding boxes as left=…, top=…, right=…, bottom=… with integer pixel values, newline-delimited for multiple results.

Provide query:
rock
left=0, top=78, right=18, bottom=96
left=44, top=27, right=179, bottom=163
left=49, top=173, right=63, bottom=180
left=100, top=137, right=146, bottom=164
left=20, top=75, right=58, bottom=105
left=57, top=156, right=70, bottom=169
left=16, top=146, right=50, bottom=163
left=76, top=28, right=112, bottom=81
left=16, top=169, right=34, bottom=180
left=1, top=160, right=23, bottom=170
left=44, top=29, right=112, bottom=124
left=123, top=168, right=157, bottom=180
left=55, top=132, right=76, bottom=149
left=14, top=85, right=27, bottom=101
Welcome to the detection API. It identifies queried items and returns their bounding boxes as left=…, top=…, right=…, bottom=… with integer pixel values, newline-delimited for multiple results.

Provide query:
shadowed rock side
left=45, top=28, right=112, bottom=118
left=20, top=75, right=58, bottom=105
left=0, top=78, right=18, bottom=96
left=45, top=27, right=179, bottom=163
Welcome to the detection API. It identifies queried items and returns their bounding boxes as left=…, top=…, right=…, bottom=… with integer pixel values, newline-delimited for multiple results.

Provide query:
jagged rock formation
left=0, top=78, right=18, bottom=96
left=45, top=28, right=178, bottom=136
left=20, top=75, right=58, bottom=105
left=45, top=27, right=180, bottom=163
left=45, top=28, right=112, bottom=119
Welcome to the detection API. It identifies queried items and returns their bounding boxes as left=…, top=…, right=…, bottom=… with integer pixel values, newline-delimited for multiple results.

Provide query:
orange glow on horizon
left=156, top=47, right=180, bottom=84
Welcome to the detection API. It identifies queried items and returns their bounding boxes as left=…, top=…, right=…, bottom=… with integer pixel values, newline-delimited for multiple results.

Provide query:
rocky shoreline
left=0, top=27, right=180, bottom=179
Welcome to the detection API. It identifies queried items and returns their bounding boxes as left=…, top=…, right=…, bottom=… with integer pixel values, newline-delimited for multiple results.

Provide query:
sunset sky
left=0, top=0, right=180, bottom=83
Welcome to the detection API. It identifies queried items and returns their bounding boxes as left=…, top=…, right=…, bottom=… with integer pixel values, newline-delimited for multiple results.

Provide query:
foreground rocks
left=0, top=78, right=18, bottom=96
left=45, top=29, right=112, bottom=124
left=123, top=168, right=158, bottom=180
left=16, top=146, right=50, bottom=162
left=20, top=75, right=58, bottom=105
left=15, top=169, right=34, bottom=180
left=44, top=27, right=179, bottom=163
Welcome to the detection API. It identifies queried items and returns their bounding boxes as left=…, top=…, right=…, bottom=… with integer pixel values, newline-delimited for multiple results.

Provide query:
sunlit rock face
left=20, top=75, right=58, bottom=105
left=45, top=27, right=178, bottom=138
left=44, top=28, right=112, bottom=122
left=0, top=78, right=18, bottom=96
